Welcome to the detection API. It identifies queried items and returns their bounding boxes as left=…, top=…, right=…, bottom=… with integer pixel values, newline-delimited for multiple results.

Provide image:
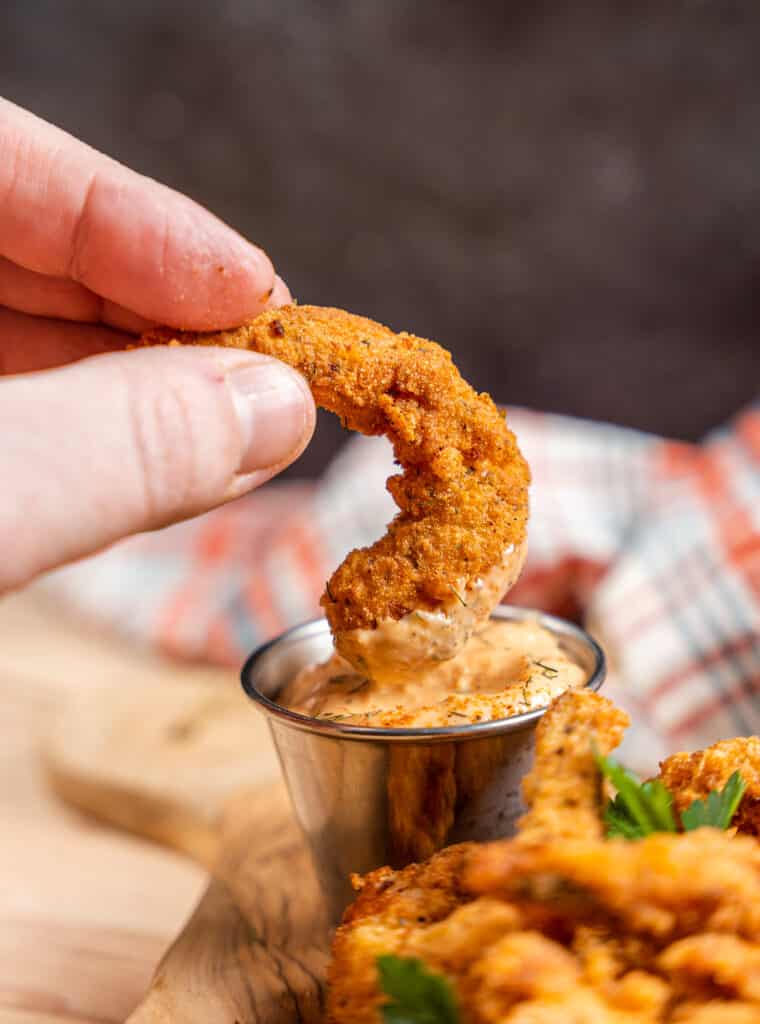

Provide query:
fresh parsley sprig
left=680, top=770, right=746, bottom=831
left=594, top=747, right=746, bottom=840
left=377, top=955, right=459, bottom=1024
left=604, top=777, right=677, bottom=838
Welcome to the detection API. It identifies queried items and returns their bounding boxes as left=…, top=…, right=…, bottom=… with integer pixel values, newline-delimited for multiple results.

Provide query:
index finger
left=0, top=98, right=277, bottom=331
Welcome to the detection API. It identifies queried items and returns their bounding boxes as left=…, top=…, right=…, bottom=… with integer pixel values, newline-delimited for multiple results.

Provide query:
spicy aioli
left=279, top=618, right=586, bottom=728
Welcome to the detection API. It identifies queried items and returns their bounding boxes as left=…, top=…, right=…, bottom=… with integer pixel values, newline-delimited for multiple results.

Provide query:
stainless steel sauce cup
left=241, top=605, right=605, bottom=924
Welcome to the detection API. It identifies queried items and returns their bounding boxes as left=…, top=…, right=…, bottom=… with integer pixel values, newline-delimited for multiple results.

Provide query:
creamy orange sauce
left=280, top=617, right=586, bottom=728
left=335, top=542, right=528, bottom=685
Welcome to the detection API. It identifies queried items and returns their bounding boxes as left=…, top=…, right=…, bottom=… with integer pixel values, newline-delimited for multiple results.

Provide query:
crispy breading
left=572, top=925, right=629, bottom=988
left=471, top=933, right=659, bottom=1019
left=465, top=931, right=583, bottom=1019
left=342, top=842, right=473, bottom=929
left=326, top=695, right=625, bottom=1022
left=466, top=829, right=760, bottom=941
left=328, top=866, right=524, bottom=1024
left=142, top=306, right=530, bottom=646
left=328, top=844, right=475, bottom=1024
left=503, top=996, right=656, bottom=1023
left=604, top=971, right=671, bottom=1017
left=658, top=737, right=760, bottom=836
left=671, top=1003, right=760, bottom=1023
left=326, top=692, right=760, bottom=1022
left=404, top=898, right=523, bottom=973
left=659, top=934, right=760, bottom=1002
left=378, top=689, right=598, bottom=867
left=465, top=931, right=666, bottom=1021
left=517, top=690, right=629, bottom=841
left=571, top=925, right=670, bottom=1015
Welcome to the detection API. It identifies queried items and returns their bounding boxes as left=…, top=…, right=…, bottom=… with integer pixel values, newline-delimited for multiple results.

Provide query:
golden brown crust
left=467, top=931, right=658, bottom=1023
left=142, top=305, right=530, bottom=634
left=338, top=842, right=474, bottom=932
left=658, top=737, right=760, bottom=836
left=671, top=1003, right=760, bottom=1023
left=326, top=693, right=760, bottom=1023
left=327, top=844, right=475, bottom=1024
left=517, top=689, right=629, bottom=842
left=328, top=829, right=760, bottom=1022
left=659, top=933, right=760, bottom=1002
left=465, top=829, right=760, bottom=941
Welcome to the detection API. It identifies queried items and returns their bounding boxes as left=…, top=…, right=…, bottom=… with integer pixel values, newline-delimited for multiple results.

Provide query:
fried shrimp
left=325, top=692, right=760, bottom=1023
left=518, top=689, right=629, bottom=842
left=658, top=737, right=760, bottom=836
left=142, top=305, right=530, bottom=682
left=466, top=829, right=760, bottom=941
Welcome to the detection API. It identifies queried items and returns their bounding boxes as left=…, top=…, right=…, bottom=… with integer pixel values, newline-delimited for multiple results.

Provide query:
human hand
left=0, top=98, right=315, bottom=593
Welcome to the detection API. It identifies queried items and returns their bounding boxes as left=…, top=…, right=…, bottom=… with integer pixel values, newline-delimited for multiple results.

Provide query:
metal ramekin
left=241, top=605, right=605, bottom=924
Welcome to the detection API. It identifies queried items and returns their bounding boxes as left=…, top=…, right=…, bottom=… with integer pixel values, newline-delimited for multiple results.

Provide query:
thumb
left=0, top=346, right=315, bottom=593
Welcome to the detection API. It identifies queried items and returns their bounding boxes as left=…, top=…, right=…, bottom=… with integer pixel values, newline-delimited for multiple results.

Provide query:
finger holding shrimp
left=142, top=305, right=530, bottom=682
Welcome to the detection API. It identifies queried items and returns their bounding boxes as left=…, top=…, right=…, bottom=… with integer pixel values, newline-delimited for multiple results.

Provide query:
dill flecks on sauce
left=279, top=618, right=587, bottom=728
left=532, top=659, right=559, bottom=679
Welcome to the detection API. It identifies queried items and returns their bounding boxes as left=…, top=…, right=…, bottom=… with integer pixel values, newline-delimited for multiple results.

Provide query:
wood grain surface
left=45, top=677, right=280, bottom=867
left=0, top=588, right=221, bottom=1022
left=40, top=603, right=327, bottom=1024
left=0, top=587, right=317, bottom=1024
left=129, top=787, right=327, bottom=1024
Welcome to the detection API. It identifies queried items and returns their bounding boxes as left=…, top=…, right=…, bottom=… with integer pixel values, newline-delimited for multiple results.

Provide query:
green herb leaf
left=377, top=955, right=459, bottom=1024
left=603, top=783, right=671, bottom=838
left=594, top=746, right=677, bottom=838
left=604, top=792, right=645, bottom=839
left=594, top=745, right=746, bottom=840
left=681, top=771, right=746, bottom=831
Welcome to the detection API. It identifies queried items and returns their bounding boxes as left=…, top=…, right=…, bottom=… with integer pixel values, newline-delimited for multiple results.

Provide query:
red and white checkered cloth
left=43, top=403, right=760, bottom=770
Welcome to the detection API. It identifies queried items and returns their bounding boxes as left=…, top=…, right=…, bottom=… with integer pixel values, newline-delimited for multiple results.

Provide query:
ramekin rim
left=240, top=606, right=606, bottom=744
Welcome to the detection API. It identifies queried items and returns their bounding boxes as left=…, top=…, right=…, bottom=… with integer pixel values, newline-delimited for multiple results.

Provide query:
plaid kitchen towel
left=42, top=403, right=760, bottom=768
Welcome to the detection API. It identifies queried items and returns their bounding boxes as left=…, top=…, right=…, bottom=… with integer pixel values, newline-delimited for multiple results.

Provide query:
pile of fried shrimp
left=141, top=305, right=530, bottom=676
left=327, top=690, right=760, bottom=1024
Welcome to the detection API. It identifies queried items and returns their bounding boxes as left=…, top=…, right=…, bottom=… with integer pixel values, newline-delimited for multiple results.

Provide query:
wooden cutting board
left=45, top=681, right=329, bottom=1024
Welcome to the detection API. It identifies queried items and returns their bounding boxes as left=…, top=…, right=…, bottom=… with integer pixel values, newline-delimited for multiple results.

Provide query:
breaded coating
left=142, top=305, right=529, bottom=664
left=466, top=829, right=760, bottom=941
left=328, top=844, right=475, bottom=1024
left=470, top=930, right=655, bottom=1024
left=517, top=690, right=629, bottom=841
left=466, top=931, right=582, bottom=1017
left=604, top=971, right=671, bottom=1017
left=672, top=1004, right=760, bottom=1023
left=404, top=898, right=523, bottom=973
left=328, top=860, right=524, bottom=1023
left=659, top=934, right=760, bottom=1002
left=659, top=737, right=760, bottom=836
left=468, top=931, right=666, bottom=1020
left=571, top=926, right=671, bottom=1015
left=504, top=996, right=657, bottom=1023
left=328, top=829, right=760, bottom=1022
left=343, top=842, right=473, bottom=929
left=326, top=695, right=760, bottom=1023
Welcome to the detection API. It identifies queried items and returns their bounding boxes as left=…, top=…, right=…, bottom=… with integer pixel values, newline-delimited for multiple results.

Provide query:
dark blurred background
left=3, top=1, right=759, bottom=475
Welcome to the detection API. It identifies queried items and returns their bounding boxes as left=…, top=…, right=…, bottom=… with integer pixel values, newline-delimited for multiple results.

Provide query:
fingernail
left=226, top=361, right=310, bottom=473
left=264, top=274, right=292, bottom=309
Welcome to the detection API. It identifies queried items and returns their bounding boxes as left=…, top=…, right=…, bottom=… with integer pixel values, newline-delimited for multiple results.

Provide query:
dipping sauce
left=279, top=616, right=586, bottom=727
left=336, top=542, right=528, bottom=687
